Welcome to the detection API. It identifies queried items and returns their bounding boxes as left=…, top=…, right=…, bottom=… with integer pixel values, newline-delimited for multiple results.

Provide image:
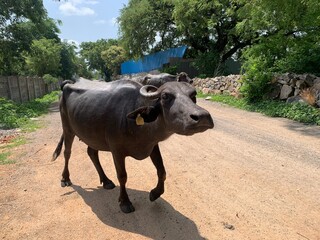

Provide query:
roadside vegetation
left=0, top=91, right=59, bottom=164
left=0, top=91, right=59, bottom=129
left=198, top=92, right=320, bottom=126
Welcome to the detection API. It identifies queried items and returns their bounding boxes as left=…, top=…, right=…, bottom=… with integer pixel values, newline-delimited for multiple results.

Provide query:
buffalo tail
left=52, top=134, right=64, bottom=161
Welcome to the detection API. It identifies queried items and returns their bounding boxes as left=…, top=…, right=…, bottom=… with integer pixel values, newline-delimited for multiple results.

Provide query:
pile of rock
left=193, top=75, right=242, bottom=96
left=270, top=73, right=320, bottom=107
left=192, top=73, right=320, bottom=107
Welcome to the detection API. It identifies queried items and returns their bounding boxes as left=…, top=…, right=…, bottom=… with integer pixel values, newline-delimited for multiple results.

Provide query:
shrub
left=43, top=74, right=58, bottom=84
left=0, top=91, right=59, bottom=129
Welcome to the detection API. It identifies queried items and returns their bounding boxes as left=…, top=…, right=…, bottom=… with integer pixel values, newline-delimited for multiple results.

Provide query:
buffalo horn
left=140, top=85, right=160, bottom=98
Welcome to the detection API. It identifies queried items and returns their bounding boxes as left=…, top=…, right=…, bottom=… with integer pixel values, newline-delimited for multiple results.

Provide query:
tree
left=0, top=0, right=60, bottom=75
left=119, top=0, right=249, bottom=75
left=239, top=0, right=320, bottom=100
left=79, top=39, right=119, bottom=80
left=101, top=46, right=127, bottom=77
left=75, top=57, right=94, bottom=79
left=119, top=0, right=320, bottom=77
left=59, top=41, right=78, bottom=79
left=118, top=0, right=178, bottom=58
left=24, top=38, right=62, bottom=77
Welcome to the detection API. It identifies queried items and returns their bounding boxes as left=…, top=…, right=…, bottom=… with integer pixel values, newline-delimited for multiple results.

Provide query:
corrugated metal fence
left=121, top=46, right=187, bottom=74
left=0, top=76, right=61, bottom=103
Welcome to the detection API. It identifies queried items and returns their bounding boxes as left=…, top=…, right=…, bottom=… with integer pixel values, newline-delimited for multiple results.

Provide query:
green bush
left=240, top=71, right=272, bottom=102
left=161, top=64, right=178, bottom=75
left=0, top=91, right=59, bottom=129
left=43, top=74, right=58, bottom=84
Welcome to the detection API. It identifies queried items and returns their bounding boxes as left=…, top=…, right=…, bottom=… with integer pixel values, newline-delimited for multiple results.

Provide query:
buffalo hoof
left=61, top=180, right=72, bottom=187
left=120, top=202, right=135, bottom=213
left=149, top=189, right=162, bottom=202
left=103, top=181, right=116, bottom=190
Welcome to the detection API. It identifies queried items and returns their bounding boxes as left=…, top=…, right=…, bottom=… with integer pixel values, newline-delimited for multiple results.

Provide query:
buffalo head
left=127, top=82, right=214, bottom=136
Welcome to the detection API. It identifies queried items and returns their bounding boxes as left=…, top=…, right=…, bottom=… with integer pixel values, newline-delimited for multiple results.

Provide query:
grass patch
left=0, top=152, right=14, bottom=165
left=198, top=92, right=320, bottom=125
left=0, top=137, right=27, bottom=150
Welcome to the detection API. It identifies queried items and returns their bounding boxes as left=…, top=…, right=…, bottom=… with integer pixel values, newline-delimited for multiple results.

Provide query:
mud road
left=1, top=99, right=319, bottom=240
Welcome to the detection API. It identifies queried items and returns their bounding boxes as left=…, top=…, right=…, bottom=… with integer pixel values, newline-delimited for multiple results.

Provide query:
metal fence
left=0, top=76, right=61, bottom=103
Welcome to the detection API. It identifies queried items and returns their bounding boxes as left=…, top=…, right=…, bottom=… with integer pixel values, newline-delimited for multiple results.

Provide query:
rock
left=277, top=78, right=288, bottom=85
left=211, top=89, right=222, bottom=94
left=289, top=78, right=297, bottom=87
left=312, top=78, right=320, bottom=91
left=294, top=87, right=300, bottom=96
left=222, top=222, right=235, bottom=230
left=202, top=88, right=210, bottom=94
left=268, top=84, right=281, bottom=99
left=295, top=80, right=307, bottom=89
left=304, top=74, right=316, bottom=87
left=280, top=85, right=294, bottom=100
left=315, top=90, right=320, bottom=108
left=286, top=95, right=305, bottom=104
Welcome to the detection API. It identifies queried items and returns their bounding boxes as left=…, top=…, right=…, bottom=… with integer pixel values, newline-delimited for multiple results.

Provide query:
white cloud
left=59, top=1, right=95, bottom=16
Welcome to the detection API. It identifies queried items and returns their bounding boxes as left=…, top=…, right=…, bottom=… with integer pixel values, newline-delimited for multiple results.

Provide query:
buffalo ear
left=127, top=106, right=160, bottom=123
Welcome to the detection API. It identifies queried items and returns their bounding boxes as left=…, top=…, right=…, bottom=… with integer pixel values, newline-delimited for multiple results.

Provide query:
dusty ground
left=0, top=99, right=319, bottom=240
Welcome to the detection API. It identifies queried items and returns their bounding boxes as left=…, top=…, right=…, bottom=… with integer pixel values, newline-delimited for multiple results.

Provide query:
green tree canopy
left=239, top=0, right=320, bottom=100
left=101, top=46, right=127, bottom=77
left=0, top=0, right=60, bottom=75
left=59, top=41, right=78, bottom=79
left=119, top=0, right=178, bottom=58
left=119, top=0, right=250, bottom=75
left=118, top=0, right=320, bottom=77
left=24, top=38, right=62, bottom=77
left=79, top=39, right=120, bottom=80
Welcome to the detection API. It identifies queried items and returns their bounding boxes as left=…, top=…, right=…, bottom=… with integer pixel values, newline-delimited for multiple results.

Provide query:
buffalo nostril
left=190, top=114, right=199, bottom=122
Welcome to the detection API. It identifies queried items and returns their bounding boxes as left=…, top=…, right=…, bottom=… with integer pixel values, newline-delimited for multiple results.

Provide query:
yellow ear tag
left=136, top=114, right=145, bottom=126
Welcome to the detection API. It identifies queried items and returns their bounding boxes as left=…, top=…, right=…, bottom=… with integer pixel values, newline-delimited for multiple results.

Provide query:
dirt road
left=1, top=99, right=319, bottom=240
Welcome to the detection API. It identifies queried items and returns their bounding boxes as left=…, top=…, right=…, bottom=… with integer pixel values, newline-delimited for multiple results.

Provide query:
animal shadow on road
left=284, top=121, right=320, bottom=137
left=70, top=185, right=206, bottom=240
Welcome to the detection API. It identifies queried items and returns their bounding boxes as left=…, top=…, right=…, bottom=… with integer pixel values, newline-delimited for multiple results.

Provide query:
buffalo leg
left=112, top=152, right=135, bottom=213
left=149, top=144, right=166, bottom=201
left=61, top=132, right=75, bottom=187
left=87, top=147, right=115, bottom=189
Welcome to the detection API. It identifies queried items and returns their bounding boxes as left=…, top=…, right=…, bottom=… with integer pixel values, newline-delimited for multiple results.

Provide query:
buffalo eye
left=161, top=92, right=172, bottom=101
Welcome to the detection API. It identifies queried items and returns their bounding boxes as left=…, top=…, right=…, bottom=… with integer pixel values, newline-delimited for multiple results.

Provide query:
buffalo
left=132, top=72, right=193, bottom=87
left=52, top=78, right=213, bottom=213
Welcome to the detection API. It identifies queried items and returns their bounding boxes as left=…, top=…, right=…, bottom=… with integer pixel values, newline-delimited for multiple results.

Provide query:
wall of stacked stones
left=192, top=73, right=320, bottom=107
left=192, top=75, right=242, bottom=97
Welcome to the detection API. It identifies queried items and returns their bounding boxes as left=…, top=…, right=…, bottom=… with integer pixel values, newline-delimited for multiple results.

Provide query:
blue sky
left=43, top=0, right=129, bottom=46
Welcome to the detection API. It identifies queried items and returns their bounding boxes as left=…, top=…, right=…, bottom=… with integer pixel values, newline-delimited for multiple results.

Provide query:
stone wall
left=270, top=73, right=320, bottom=107
left=193, top=74, right=242, bottom=97
left=192, top=73, right=320, bottom=107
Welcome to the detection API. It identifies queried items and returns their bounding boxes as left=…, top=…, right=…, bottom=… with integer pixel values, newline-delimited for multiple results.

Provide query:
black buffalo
left=132, top=72, right=193, bottom=87
left=52, top=78, right=213, bottom=213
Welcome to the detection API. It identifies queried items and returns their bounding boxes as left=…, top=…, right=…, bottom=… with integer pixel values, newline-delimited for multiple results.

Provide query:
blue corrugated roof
left=121, top=46, right=187, bottom=74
